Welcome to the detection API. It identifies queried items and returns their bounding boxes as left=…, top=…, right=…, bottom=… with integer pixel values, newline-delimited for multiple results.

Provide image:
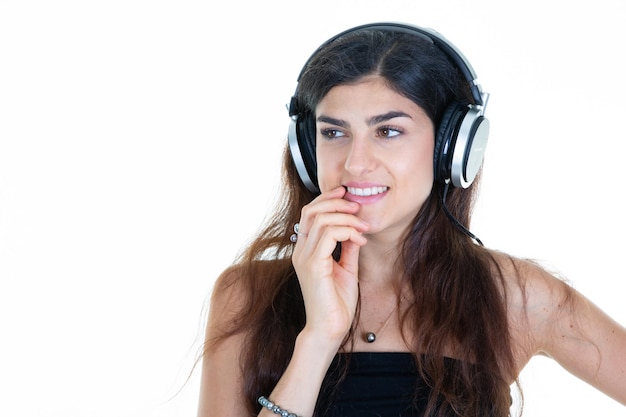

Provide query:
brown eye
left=320, top=128, right=345, bottom=140
left=378, top=126, right=402, bottom=139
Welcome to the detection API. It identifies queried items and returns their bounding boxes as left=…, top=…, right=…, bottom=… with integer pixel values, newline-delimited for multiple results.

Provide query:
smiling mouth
left=345, top=186, right=389, bottom=196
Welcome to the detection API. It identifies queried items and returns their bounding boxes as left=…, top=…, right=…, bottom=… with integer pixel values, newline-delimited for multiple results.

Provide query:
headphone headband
left=296, top=22, right=486, bottom=107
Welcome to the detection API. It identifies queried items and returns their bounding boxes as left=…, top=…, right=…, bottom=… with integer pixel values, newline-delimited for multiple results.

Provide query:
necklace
left=363, top=301, right=400, bottom=343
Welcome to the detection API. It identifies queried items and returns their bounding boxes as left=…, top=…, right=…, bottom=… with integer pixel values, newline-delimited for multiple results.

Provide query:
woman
left=197, top=23, right=626, bottom=417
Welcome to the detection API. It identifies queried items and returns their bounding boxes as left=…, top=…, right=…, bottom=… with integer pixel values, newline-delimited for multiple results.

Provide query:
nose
left=344, top=136, right=376, bottom=176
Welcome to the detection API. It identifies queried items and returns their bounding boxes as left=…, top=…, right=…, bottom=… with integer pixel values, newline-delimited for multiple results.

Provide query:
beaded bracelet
left=258, top=396, right=300, bottom=417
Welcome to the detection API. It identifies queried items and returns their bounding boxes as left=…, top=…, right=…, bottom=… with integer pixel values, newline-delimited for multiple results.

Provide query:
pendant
left=365, top=332, right=376, bottom=343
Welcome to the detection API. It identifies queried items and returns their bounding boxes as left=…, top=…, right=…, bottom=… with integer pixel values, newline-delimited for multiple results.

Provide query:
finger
left=310, top=225, right=368, bottom=262
left=308, top=212, right=369, bottom=235
left=296, top=201, right=367, bottom=247
left=315, top=186, right=347, bottom=201
left=338, top=240, right=362, bottom=276
left=301, top=186, right=356, bottom=217
left=293, top=214, right=365, bottom=252
left=299, top=197, right=360, bottom=229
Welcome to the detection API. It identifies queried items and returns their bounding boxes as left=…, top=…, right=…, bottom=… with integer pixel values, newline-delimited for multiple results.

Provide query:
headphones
left=287, top=22, right=490, bottom=194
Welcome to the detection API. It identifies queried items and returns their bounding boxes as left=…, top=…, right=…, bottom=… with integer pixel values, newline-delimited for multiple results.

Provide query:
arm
left=197, top=295, right=340, bottom=417
left=258, top=187, right=369, bottom=416
left=197, top=268, right=332, bottom=417
left=198, top=187, right=369, bottom=417
left=524, top=262, right=626, bottom=405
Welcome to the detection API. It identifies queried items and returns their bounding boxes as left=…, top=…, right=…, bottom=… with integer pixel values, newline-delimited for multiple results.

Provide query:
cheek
left=406, top=143, right=435, bottom=184
left=421, top=150, right=435, bottom=183
left=315, top=150, right=340, bottom=192
left=400, top=154, right=434, bottom=208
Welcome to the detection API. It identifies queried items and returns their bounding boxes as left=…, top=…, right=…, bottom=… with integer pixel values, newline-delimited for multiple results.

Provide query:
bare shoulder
left=490, top=251, right=626, bottom=404
left=490, top=252, right=582, bottom=355
left=490, top=252, right=573, bottom=329
left=486, top=252, right=557, bottom=367
left=197, top=265, right=250, bottom=417
left=207, top=259, right=288, bottom=334
left=207, top=264, right=249, bottom=334
left=198, top=260, right=292, bottom=416
left=495, top=254, right=572, bottom=344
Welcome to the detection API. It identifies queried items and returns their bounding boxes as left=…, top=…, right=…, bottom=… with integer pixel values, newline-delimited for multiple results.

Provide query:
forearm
left=259, top=329, right=341, bottom=417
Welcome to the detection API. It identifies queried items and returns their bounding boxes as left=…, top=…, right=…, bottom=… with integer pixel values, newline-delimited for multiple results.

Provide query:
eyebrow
left=317, top=111, right=412, bottom=128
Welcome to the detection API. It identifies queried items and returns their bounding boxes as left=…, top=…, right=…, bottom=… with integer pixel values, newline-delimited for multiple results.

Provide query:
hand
left=291, top=186, right=370, bottom=349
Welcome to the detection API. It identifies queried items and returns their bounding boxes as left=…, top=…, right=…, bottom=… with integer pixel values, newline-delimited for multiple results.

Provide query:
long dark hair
left=207, top=28, right=521, bottom=417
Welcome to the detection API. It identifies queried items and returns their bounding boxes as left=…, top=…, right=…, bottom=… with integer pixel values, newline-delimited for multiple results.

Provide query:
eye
left=320, top=128, right=346, bottom=140
left=377, top=126, right=402, bottom=139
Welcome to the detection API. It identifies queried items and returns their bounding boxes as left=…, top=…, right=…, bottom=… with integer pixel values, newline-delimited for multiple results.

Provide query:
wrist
left=296, top=327, right=344, bottom=360
left=263, top=329, right=340, bottom=417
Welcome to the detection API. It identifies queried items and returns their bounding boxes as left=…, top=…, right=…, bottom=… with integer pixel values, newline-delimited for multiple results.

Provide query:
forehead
left=316, top=76, right=429, bottom=122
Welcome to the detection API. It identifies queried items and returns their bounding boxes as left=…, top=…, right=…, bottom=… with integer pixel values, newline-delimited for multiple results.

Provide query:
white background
left=1, top=0, right=625, bottom=416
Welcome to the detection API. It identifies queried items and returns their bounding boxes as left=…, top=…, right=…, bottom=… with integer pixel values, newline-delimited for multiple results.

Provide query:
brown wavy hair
left=206, top=28, right=521, bottom=417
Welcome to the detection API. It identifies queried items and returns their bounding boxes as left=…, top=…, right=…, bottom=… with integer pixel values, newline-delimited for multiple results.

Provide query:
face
left=315, top=76, right=435, bottom=240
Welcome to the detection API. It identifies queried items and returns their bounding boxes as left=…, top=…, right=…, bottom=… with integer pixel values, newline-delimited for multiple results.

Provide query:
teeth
left=346, top=186, right=388, bottom=196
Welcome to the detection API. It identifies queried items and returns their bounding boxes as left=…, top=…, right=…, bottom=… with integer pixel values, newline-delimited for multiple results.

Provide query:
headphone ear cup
left=434, top=103, right=489, bottom=188
left=288, top=111, right=320, bottom=193
left=434, top=103, right=465, bottom=185
left=451, top=107, right=489, bottom=188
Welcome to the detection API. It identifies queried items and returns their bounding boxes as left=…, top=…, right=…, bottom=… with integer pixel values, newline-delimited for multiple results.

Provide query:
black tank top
left=316, top=352, right=429, bottom=416
left=315, top=352, right=501, bottom=417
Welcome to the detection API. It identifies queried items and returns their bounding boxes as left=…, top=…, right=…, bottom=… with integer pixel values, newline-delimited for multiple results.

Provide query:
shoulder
left=198, top=264, right=251, bottom=416
left=493, top=253, right=592, bottom=356
left=208, top=259, right=294, bottom=337
left=491, top=251, right=626, bottom=403
left=209, top=264, right=248, bottom=316
left=198, top=259, right=299, bottom=416
left=487, top=252, right=573, bottom=367
left=208, top=261, right=271, bottom=327
left=487, top=251, right=571, bottom=313
left=210, top=260, right=278, bottom=301
left=492, top=252, right=572, bottom=316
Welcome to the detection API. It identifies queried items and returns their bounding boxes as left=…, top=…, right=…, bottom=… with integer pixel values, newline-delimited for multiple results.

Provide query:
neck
left=357, top=231, right=406, bottom=289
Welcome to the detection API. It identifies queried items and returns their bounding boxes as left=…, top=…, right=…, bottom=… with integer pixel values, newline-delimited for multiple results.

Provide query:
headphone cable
left=440, top=182, right=484, bottom=246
